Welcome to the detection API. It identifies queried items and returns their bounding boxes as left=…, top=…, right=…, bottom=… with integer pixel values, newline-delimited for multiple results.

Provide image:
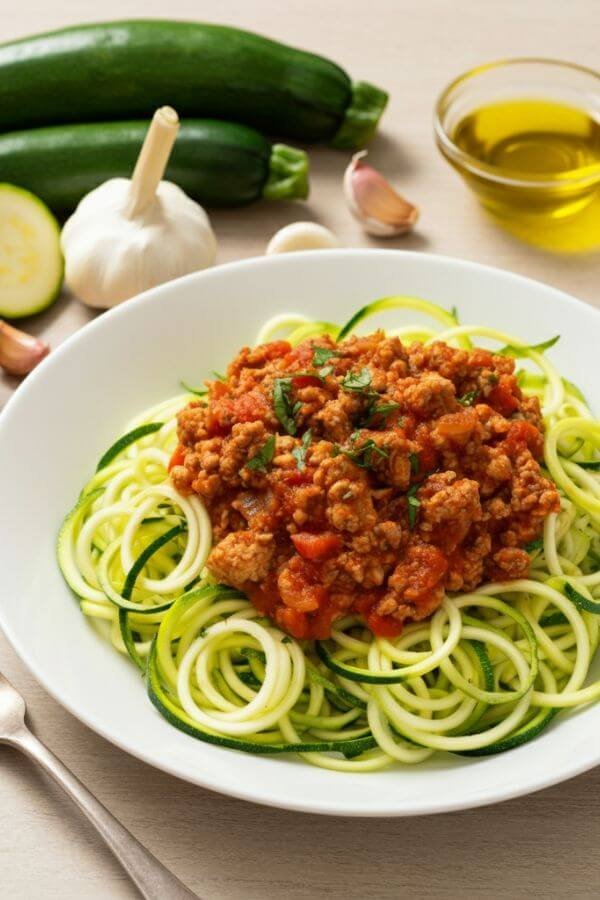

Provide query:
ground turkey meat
left=171, top=329, right=560, bottom=640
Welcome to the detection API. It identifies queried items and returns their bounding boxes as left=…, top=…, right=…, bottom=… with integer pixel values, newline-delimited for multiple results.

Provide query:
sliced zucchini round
left=0, top=183, right=63, bottom=318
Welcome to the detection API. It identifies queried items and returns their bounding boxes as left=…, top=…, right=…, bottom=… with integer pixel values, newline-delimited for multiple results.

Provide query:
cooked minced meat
left=170, top=331, right=559, bottom=640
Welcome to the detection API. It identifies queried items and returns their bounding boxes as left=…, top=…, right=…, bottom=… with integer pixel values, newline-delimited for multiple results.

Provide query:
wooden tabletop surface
left=1, top=1, right=599, bottom=897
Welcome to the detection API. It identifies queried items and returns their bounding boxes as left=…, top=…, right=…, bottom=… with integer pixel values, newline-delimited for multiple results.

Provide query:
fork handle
left=10, top=727, right=199, bottom=899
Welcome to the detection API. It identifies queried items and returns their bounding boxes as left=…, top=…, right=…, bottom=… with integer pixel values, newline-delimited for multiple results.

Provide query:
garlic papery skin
left=344, top=150, right=419, bottom=237
left=60, top=106, right=217, bottom=309
left=0, top=319, right=49, bottom=375
left=266, top=222, right=341, bottom=254
left=61, top=179, right=217, bottom=308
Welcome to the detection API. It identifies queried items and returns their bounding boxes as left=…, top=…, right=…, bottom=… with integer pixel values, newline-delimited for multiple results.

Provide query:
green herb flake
left=290, top=370, right=324, bottom=382
left=457, top=390, right=478, bottom=407
left=319, top=365, right=334, bottom=377
left=407, top=483, right=421, bottom=529
left=281, top=635, right=292, bottom=644
left=487, top=373, right=499, bottom=385
left=409, top=452, right=420, bottom=475
left=179, top=379, right=207, bottom=396
left=211, top=370, right=227, bottom=382
left=341, top=367, right=373, bottom=394
left=273, top=378, right=301, bottom=435
left=525, top=538, right=544, bottom=553
left=246, top=434, right=276, bottom=472
left=312, top=346, right=343, bottom=367
left=292, top=429, right=312, bottom=471
left=498, top=335, right=560, bottom=358
left=341, top=438, right=389, bottom=470
left=364, top=400, right=401, bottom=427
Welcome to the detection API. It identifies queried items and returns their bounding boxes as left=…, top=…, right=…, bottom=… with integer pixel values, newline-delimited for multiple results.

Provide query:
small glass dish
left=434, top=59, right=600, bottom=222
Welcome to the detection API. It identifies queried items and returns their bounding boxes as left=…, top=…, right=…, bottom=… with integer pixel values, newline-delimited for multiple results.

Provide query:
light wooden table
left=1, top=1, right=599, bottom=897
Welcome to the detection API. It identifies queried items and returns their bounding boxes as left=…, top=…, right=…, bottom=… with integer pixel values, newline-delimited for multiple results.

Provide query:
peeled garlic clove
left=0, top=319, right=49, bottom=376
left=344, top=150, right=419, bottom=237
left=266, top=222, right=341, bottom=254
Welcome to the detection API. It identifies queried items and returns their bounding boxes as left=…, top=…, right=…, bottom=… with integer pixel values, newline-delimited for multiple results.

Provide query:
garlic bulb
left=266, top=222, right=341, bottom=254
left=61, top=107, right=217, bottom=309
left=0, top=319, right=49, bottom=375
left=344, top=150, right=419, bottom=237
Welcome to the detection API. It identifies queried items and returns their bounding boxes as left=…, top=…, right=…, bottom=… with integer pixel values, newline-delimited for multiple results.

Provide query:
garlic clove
left=266, top=221, right=341, bottom=255
left=344, top=150, right=419, bottom=237
left=0, top=319, right=49, bottom=376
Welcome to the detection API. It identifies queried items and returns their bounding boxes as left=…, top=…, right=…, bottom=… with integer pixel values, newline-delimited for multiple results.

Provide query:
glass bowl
left=434, top=59, right=600, bottom=220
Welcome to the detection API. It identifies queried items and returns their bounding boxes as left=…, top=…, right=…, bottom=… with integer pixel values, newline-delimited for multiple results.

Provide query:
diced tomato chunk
left=505, top=419, right=544, bottom=458
left=354, top=593, right=403, bottom=638
left=277, top=556, right=328, bottom=612
left=366, top=611, right=403, bottom=638
left=262, top=340, right=292, bottom=360
left=280, top=469, right=313, bottom=487
left=276, top=607, right=311, bottom=640
left=292, top=374, right=323, bottom=389
left=291, top=531, right=341, bottom=560
left=168, top=445, right=186, bottom=471
left=488, top=376, right=521, bottom=415
left=232, top=390, right=269, bottom=423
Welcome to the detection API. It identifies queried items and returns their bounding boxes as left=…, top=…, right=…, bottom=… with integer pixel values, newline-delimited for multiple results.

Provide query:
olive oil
left=450, top=99, right=600, bottom=251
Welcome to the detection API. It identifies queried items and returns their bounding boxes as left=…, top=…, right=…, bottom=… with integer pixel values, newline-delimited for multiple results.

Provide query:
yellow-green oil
left=451, top=99, right=600, bottom=251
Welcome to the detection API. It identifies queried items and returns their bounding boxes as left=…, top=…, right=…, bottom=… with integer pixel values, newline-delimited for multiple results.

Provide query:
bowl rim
left=434, top=56, right=600, bottom=189
left=1, top=248, right=599, bottom=817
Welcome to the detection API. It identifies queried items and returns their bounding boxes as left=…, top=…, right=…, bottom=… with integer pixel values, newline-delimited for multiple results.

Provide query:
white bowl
left=0, top=249, right=598, bottom=816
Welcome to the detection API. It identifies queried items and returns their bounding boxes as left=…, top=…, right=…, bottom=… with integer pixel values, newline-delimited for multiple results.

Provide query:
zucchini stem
left=262, top=144, right=309, bottom=201
left=330, top=81, right=389, bottom=151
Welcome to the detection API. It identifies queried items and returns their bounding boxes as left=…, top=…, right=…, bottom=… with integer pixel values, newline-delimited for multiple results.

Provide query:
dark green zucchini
left=0, top=20, right=388, bottom=149
left=0, top=119, right=309, bottom=214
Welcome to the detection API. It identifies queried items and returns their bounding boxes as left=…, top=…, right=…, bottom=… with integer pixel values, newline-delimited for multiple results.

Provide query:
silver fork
left=0, top=671, right=199, bottom=899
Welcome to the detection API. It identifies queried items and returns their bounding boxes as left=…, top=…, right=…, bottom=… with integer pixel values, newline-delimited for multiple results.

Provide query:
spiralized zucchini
left=58, top=296, right=600, bottom=770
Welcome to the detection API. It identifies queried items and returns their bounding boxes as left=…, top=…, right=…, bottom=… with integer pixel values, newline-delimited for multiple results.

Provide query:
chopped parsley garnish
left=406, top=483, right=421, bottom=529
left=281, top=635, right=292, bottom=644
left=341, top=367, right=374, bottom=394
left=525, top=538, right=544, bottom=553
left=364, top=400, right=401, bottom=427
left=211, top=370, right=226, bottom=382
left=273, top=378, right=301, bottom=435
left=457, top=390, right=478, bottom=406
left=498, top=335, right=559, bottom=358
left=409, top=452, right=420, bottom=475
left=335, top=438, right=389, bottom=469
left=292, top=429, right=312, bottom=471
left=246, top=434, right=276, bottom=472
left=312, top=346, right=343, bottom=367
left=290, top=369, right=324, bottom=381
left=179, top=379, right=207, bottom=396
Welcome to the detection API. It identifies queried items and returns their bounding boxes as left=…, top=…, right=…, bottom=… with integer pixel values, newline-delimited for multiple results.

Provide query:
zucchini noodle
left=58, top=295, right=600, bottom=769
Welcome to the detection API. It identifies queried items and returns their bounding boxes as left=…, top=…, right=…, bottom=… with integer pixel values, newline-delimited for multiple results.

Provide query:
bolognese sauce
left=170, top=331, right=559, bottom=640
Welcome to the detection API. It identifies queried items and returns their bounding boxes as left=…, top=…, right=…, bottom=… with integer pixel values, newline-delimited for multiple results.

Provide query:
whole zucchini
left=0, top=120, right=309, bottom=215
left=0, top=20, right=387, bottom=150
